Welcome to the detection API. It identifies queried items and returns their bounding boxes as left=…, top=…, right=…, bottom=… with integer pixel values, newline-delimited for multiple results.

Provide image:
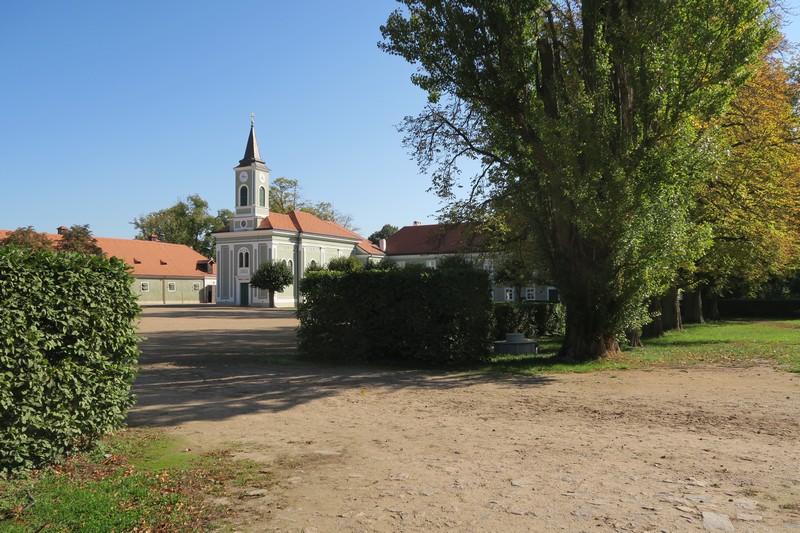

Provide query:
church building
left=213, top=118, right=382, bottom=307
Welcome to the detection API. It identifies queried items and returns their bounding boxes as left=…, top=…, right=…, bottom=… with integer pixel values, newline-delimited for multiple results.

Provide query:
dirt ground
left=129, top=306, right=800, bottom=532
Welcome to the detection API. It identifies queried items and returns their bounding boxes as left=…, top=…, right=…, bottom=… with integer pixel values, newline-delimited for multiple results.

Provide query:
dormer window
left=239, top=185, right=249, bottom=206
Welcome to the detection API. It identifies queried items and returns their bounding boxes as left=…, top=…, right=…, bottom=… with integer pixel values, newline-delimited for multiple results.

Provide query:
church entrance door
left=239, top=283, right=249, bottom=306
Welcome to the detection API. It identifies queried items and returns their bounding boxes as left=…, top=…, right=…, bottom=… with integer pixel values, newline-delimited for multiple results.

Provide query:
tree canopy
left=0, top=226, right=53, bottom=250
left=56, top=224, right=104, bottom=256
left=381, top=0, right=773, bottom=360
left=691, top=43, right=800, bottom=298
left=130, top=194, right=232, bottom=259
left=250, top=260, right=294, bottom=308
left=269, top=177, right=358, bottom=231
left=368, top=224, right=399, bottom=245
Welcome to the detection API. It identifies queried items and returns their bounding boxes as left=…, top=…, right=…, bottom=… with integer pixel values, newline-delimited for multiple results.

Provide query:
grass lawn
left=486, top=318, right=800, bottom=375
left=0, top=429, right=273, bottom=532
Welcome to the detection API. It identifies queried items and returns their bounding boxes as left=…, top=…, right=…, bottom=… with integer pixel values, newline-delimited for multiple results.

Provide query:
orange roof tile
left=0, top=230, right=214, bottom=279
left=356, top=239, right=385, bottom=256
left=256, top=210, right=363, bottom=240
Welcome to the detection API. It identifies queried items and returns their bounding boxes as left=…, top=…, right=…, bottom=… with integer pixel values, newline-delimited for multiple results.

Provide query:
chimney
left=413, top=220, right=422, bottom=226
left=57, top=226, right=68, bottom=235
left=149, top=233, right=160, bottom=242
left=379, top=238, right=387, bottom=252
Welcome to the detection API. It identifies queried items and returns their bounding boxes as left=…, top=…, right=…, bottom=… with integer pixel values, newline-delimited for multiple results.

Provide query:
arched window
left=259, top=186, right=266, bottom=207
left=238, top=250, right=250, bottom=268
left=239, top=185, right=249, bottom=206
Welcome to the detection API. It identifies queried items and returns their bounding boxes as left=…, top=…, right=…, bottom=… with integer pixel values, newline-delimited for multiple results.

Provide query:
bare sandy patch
left=130, top=306, right=800, bottom=532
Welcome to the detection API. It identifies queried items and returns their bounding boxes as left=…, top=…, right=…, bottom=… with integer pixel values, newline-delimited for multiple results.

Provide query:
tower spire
left=239, top=115, right=264, bottom=167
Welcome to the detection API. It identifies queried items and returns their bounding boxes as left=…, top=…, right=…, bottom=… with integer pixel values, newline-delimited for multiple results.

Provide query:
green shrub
left=326, top=256, right=363, bottom=272
left=0, top=246, right=141, bottom=475
left=298, top=266, right=493, bottom=367
left=493, top=301, right=565, bottom=340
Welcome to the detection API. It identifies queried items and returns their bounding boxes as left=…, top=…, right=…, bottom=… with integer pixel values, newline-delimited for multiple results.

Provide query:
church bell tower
left=231, top=114, right=270, bottom=231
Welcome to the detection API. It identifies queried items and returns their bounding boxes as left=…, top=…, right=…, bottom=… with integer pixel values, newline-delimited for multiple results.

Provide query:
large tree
left=687, top=44, right=800, bottom=311
left=381, top=0, right=772, bottom=360
left=131, top=194, right=232, bottom=259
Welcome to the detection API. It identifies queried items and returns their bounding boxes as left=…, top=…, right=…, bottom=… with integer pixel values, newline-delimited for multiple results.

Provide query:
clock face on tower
left=239, top=172, right=248, bottom=183
left=258, top=173, right=266, bottom=183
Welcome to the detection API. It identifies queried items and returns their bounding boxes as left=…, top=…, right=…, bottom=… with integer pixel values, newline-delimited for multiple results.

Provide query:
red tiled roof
left=384, top=223, right=484, bottom=255
left=356, top=239, right=385, bottom=256
left=257, top=210, right=363, bottom=240
left=0, top=230, right=214, bottom=279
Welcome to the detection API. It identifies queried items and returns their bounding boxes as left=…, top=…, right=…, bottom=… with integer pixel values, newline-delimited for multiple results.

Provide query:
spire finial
left=250, top=113, right=255, bottom=127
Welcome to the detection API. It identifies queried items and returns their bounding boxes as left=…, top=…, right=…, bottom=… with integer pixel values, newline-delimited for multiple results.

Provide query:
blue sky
left=2, top=1, right=800, bottom=240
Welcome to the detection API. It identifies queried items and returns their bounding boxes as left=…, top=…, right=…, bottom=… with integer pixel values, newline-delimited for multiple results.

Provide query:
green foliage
left=381, top=0, right=774, bottom=360
left=55, top=224, right=104, bottom=256
left=436, top=254, right=477, bottom=270
left=368, top=224, right=399, bottom=245
left=365, top=257, right=398, bottom=271
left=250, top=260, right=294, bottom=307
left=493, top=302, right=565, bottom=340
left=0, top=246, right=140, bottom=475
left=130, top=194, right=230, bottom=258
left=0, top=227, right=53, bottom=250
left=298, top=266, right=494, bottom=367
left=326, top=256, right=363, bottom=272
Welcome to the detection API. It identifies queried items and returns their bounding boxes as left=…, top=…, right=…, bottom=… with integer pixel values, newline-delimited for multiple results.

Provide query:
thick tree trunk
left=660, top=286, right=682, bottom=331
left=626, top=329, right=643, bottom=347
left=704, top=295, right=720, bottom=321
left=641, top=296, right=664, bottom=338
left=682, top=288, right=705, bottom=324
left=558, top=307, right=620, bottom=361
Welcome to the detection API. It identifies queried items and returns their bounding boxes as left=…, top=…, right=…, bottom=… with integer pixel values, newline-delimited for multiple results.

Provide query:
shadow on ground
left=128, top=310, right=555, bottom=428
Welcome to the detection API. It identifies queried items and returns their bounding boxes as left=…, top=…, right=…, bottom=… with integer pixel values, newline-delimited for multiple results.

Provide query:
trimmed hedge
left=717, top=299, right=800, bottom=318
left=0, top=246, right=141, bottom=474
left=493, top=301, right=565, bottom=340
left=298, top=266, right=493, bottom=366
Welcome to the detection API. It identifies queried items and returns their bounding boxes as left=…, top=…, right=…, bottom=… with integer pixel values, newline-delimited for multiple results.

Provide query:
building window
left=193, top=282, right=202, bottom=291
left=548, top=288, right=560, bottom=302
left=140, top=282, right=149, bottom=292
left=238, top=250, right=250, bottom=268
left=167, top=282, right=177, bottom=292
left=426, top=259, right=436, bottom=269
left=525, top=288, right=536, bottom=301
left=396, top=261, right=405, bottom=268
left=287, top=260, right=293, bottom=273
left=259, top=186, right=266, bottom=207
left=239, top=185, right=249, bottom=206
left=504, top=287, right=515, bottom=302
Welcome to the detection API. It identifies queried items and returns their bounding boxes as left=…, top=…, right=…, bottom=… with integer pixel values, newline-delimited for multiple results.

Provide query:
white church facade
left=213, top=119, right=382, bottom=307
